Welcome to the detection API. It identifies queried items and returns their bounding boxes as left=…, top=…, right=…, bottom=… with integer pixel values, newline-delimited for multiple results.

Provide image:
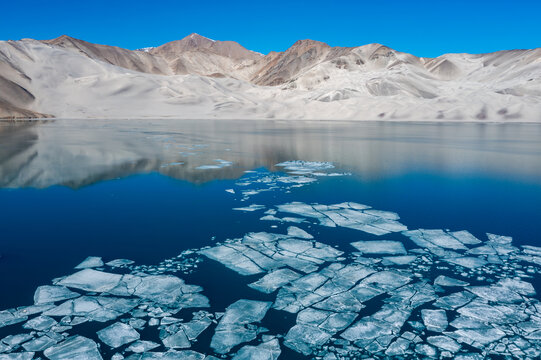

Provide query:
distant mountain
left=0, top=34, right=539, bottom=120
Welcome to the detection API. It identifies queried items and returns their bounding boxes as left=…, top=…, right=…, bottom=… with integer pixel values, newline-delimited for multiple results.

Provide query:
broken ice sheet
left=210, top=300, right=271, bottom=354
left=249, top=268, right=302, bottom=294
left=350, top=240, right=406, bottom=255
left=23, top=315, right=57, bottom=331
left=284, top=324, right=332, bottom=355
left=22, top=335, right=58, bottom=352
left=74, top=256, right=104, bottom=269
left=232, top=338, right=281, bottom=360
left=0, top=353, right=35, bottom=360
left=421, top=309, right=448, bottom=332
left=106, top=259, right=135, bottom=267
left=55, top=269, right=208, bottom=308
left=434, top=275, right=469, bottom=287
left=403, top=229, right=468, bottom=251
left=43, top=336, right=102, bottom=360
left=125, top=340, right=160, bottom=353
left=276, top=201, right=407, bottom=235
left=97, top=322, right=140, bottom=348
left=34, top=285, right=80, bottom=305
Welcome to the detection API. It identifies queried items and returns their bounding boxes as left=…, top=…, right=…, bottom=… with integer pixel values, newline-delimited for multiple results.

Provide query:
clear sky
left=1, top=0, right=539, bottom=57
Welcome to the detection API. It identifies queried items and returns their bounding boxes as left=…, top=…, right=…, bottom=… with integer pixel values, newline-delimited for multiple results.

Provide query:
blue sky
left=2, top=0, right=539, bottom=57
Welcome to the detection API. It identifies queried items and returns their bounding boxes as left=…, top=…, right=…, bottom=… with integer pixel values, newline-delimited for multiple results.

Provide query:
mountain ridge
left=0, top=33, right=540, bottom=121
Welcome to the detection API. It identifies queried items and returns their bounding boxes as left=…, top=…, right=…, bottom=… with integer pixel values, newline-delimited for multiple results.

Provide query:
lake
left=0, top=119, right=540, bottom=359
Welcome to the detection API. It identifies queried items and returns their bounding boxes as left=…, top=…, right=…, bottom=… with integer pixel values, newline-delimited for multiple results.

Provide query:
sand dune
left=0, top=34, right=540, bottom=121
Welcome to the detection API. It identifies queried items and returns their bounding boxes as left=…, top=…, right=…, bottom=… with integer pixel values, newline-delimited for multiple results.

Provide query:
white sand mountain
left=0, top=33, right=540, bottom=120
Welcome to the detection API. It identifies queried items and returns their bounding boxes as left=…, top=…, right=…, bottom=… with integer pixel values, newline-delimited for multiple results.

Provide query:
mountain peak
left=44, top=34, right=78, bottom=44
left=291, top=39, right=330, bottom=48
left=185, top=33, right=216, bottom=43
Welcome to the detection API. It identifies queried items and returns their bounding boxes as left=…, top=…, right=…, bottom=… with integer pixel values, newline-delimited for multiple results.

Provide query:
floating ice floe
left=97, top=322, right=140, bottom=348
left=74, top=256, right=104, bottom=269
left=210, top=300, right=271, bottom=354
left=200, top=229, right=342, bottom=276
left=351, top=240, right=407, bottom=255
left=106, top=259, right=135, bottom=267
left=232, top=204, right=265, bottom=212
left=231, top=337, right=281, bottom=360
left=43, top=336, right=102, bottom=360
left=276, top=202, right=408, bottom=235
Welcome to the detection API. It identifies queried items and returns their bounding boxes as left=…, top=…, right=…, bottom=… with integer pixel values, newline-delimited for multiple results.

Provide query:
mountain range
left=1, top=33, right=540, bottom=120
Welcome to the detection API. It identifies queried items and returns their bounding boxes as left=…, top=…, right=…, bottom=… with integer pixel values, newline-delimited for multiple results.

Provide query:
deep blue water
left=1, top=119, right=541, bottom=358
left=1, top=169, right=540, bottom=309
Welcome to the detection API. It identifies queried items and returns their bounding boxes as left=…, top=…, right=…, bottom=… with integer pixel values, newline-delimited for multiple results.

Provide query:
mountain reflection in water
left=1, top=119, right=541, bottom=189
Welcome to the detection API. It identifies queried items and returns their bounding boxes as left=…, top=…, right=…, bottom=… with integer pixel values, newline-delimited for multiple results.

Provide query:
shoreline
left=2, top=117, right=541, bottom=125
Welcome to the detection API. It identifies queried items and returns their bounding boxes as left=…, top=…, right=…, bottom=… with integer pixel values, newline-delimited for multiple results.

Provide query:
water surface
left=0, top=119, right=540, bottom=359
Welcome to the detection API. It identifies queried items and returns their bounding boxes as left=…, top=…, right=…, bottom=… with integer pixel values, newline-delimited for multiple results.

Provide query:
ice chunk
left=287, top=226, right=313, bottom=239
left=457, top=300, right=528, bottom=324
left=415, top=343, right=437, bottom=357
left=57, top=269, right=122, bottom=293
left=449, top=315, right=486, bottom=329
left=382, top=255, right=417, bottom=265
left=497, top=278, right=536, bottom=296
left=466, top=285, right=523, bottom=303
left=313, top=291, right=365, bottom=313
left=426, top=335, right=461, bottom=352
left=283, top=324, right=332, bottom=355
left=2, top=334, right=33, bottom=347
left=23, top=315, right=57, bottom=331
left=126, top=340, right=160, bottom=353
left=22, top=335, right=58, bottom=352
left=451, top=327, right=506, bottom=347
left=486, top=233, right=513, bottom=244
left=43, top=336, right=102, bottom=360
left=233, top=204, right=265, bottom=212
left=211, top=300, right=271, bottom=354
left=404, top=229, right=468, bottom=251
left=0, top=310, right=27, bottom=328
left=359, top=270, right=411, bottom=291
left=350, top=240, right=406, bottom=255
left=44, top=295, right=139, bottom=321
left=433, top=291, right=475, bottom=310
left=249, top=269, right=302, bottom=294
left=97, top=322, right=140, bottom=348
left=180, top=313, right=212, bottom=340
left=445, top=256, right=487, bottom=269
left=106, top=259, right=135, bottom=267
left=434, top=275, right=469, bottom=287
left=297, top=308, right=357, bottom=334
left=451, top=231, right=482, bottom=245
left=232, top=338, right=281, bottom=360
left=421, top=309, right=448, bottom=332
left=0, top=353, right=35, bottom=360
left=385, top=337, right=411, bottom=356
left=34, top=286, right=80, bottom=305
left=131, top=275, right=194, bottom=307
left=75, top=256, right=104, bottom=269
left=218, top=300, right=271, bottom=327
left=162, top=330, right=190, bottom=349
left=200, top=245, right=264, bottom=276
